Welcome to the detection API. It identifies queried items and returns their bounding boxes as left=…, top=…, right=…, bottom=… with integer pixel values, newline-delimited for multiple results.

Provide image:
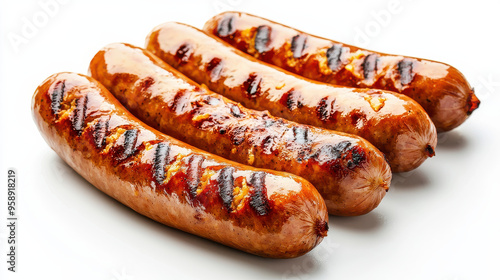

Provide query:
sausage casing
left=204, top=11, right=480, bottom=132
left=89, top=43, right=392, bottom=216
left=32, top=72, right=329, bottom=258
left=146, top=22, right=437, bottom=172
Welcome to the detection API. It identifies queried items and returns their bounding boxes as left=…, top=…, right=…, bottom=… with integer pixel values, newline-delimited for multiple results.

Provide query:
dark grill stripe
left=326, top=44, right=347, bottom=71
left=245, top=73, right=262, bottom=97
left=397, top=59, right=415, bottom=85
left=362, top=54, right=378, bottom=80
left=217, top=16, right=234, bottom=37
left=230, top=125, right=247, bottom=145
left=229, top=104, right=244, bottom=118
left=120, top=129, right=139, bottom=161
left=254, top=25, right=271, bottom=53
left=176, top=43, right=192, bottom=64
left=207, top=57, right=223, bottom=81
left=285, top=89, right=304, bottom=111
left=153, top=143, right=170, bottom=184
left=93, top=117, right=110, bottom=149
left=316, top=97, right=335, bottom=121
left=249, top=171, right=269, bottom=216
left=291, top=34, right=307, bottom=58
left=170, top=89, right=188, bottom=113
left=71, top=95, right=88, bottom=134
left=218, top=167, right=235, bottom=210
left=186, top=154, right=205, bottom=197
left=309, top=141, right=352, bottom=162
left=51, top=80, right=65, bottom=114
left=293, top=126, right=309, bottom=145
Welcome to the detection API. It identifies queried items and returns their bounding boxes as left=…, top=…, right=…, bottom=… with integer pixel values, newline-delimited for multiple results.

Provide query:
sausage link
left=204, top=12, right=480, bottom=132
left=146, top=22, right=436, bottom=172
left=89, top=43, right=392, bottom=216
left=32, top=72, right=329, bottom=258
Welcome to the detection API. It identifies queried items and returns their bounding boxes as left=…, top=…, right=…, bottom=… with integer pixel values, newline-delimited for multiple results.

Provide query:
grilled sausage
left=32, top=72, right=329, bottom=258
left=89, top=43, right=392, bottom=216
left=204, top=11, right=480, bottom=132
left=146, top=22, right=437, bottom=172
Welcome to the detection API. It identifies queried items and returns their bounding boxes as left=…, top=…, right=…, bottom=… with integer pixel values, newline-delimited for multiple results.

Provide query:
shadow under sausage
left=437, top=130, right=469, bottom=150
left=330, top=211, right=384, bottom=232
left=390, top=168, right=431, bottom=190
left=41, top=153, right=333, bottom=279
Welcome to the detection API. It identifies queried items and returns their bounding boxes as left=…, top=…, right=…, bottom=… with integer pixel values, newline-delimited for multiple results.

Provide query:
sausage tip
left=315, top=220, right=329, bottom=238
left=425, top=144, right=435, bottom=158
left=466, top=88, right=480, bottom=116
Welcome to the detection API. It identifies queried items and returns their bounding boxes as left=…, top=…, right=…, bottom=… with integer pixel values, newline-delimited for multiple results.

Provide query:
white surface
left=1, top=0, right=499, bottom=279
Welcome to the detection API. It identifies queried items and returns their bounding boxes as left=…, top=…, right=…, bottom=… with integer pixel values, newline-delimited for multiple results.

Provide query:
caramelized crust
left=89, top=43, right=392, bottom=216
left=146, top=22, right=437, bottom=172
left=32, top=72, right=329, bottom=258
left=204, top=11, right=480, bottom=132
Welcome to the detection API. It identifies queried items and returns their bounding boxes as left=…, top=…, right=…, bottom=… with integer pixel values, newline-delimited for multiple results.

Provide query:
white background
left=1, top=0, right=500, bottom=279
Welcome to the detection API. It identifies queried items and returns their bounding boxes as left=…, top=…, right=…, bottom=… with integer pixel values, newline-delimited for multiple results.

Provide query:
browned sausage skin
left=32, top=72, right=329, bottom=258
left=146, top=22, right=436, bottom=172
left=204, top=11, right=480, bottom=132
left=89, top=43, right=392, bottom=216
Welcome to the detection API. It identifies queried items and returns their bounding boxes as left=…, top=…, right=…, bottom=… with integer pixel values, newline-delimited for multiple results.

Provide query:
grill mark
left=71, top=95, right=88, bottom=135
left=118, top=129, right=139, bottom=161
left=93, top=117, right=110, bottom=149
left=137, top=76, right=154, bottom=92
left=261, top=135, right=275, bottom=154
left=217, top=167, right=235, bottom=210
left=207, top=57, right=223, bottom=81
left=254, top=25, right=271, bottom=53
left=284, top=89, right=304, bottom=111
left=248, top=171, right=269, bottom=216
left=230, top=125, right=247, bottom=145
left=176, top=43, right=192, bottom=64
left=153, top=143, right=170, bottom=184
left=291, top=34, right=307, bottom=58
left=316, top=97, right=336, bottom=121
left=244, top=73, right=262, bottom=97
left=362, top=54, right=378, bottom=80
left=217, top=16, right=234, bottom=37
left=397, top=59, right=415, bottom=85
left=293, top=126, right=309, bottom=145
left=229, top=104, right=244, bottom=118
left=186, top=154, right=205, bottom=197
left=326, top=44, right=348, bottom=71
left=346, top=146, right=366, bottom=169
left=170, top=89, right=188, bottom=113
left=309, top=141, right=352, bottom=162
left=51, top=80, right=65, bottom=114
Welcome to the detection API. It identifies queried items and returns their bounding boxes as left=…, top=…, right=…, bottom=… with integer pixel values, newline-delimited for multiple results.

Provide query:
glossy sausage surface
left=32, top=72, right=329, bottom=258
left=89, top=43, right=392, bottom=216
left=204, top=11, right=480, bottom=132
left=146, top=22, right=437, bottom=172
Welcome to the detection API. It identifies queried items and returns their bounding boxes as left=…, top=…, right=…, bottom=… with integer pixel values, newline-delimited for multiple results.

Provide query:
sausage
left=146, top=22, right=437, bottom=172
left=88, top=43, right=392, bottom=216
left=32, top=72, right=329, bottom=258
left=204, top=11, right=480, bottom=132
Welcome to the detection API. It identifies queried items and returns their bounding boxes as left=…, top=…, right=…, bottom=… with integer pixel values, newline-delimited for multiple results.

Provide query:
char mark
left=293, top=126, right=309, bottom=145
left=362, top=54, right=378, bottom=80
left=51, top=80, right=65, bottom=114
left=71, top=95, right=88, bottom=135
left=347, top=146, right=365, bottom=169
left=316, top=97, right=336, bottom=121
left=230, top=125, right=247, bottom=145
left=291, top=34, right=307, bottom=58
left=248, top=171, right=269, bottom=216
left=170, top=89, right=188, bottom=113
left=255, top=25, right=271, bottom=53
left=326, top=44, right=348, bottom=71
left=244, top=73, right=262, bottom=97
left=176, top=43, right=192, bottom=64
left=309, top=141, right=352, bottom=163
left=93, top=117, right=110, bottom=149
left=217, top=16, right=234, bottom=37
left=118, top=129, right=139, bottom=161
left=285, top=89, right=304, bottom=111
left=153, top=143, right=170, bottom=184
left=218, top=167, right=235, bottom=210
left=397, top=59, right=415, bottom=85
left=186, top=154, right=205, bottom=197
left=229, top=104, right=244, bottom=118
left=207, top=57, right=224, bottom=81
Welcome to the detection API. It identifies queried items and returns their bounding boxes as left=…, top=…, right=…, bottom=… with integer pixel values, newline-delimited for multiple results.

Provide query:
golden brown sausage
left=204, top=11, right=480, bottom=132
left=146, top=22, right=436, bottom=172
left=89, top=43, right=392, bottom=216
left=32, top=72, right=329, bottom=258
